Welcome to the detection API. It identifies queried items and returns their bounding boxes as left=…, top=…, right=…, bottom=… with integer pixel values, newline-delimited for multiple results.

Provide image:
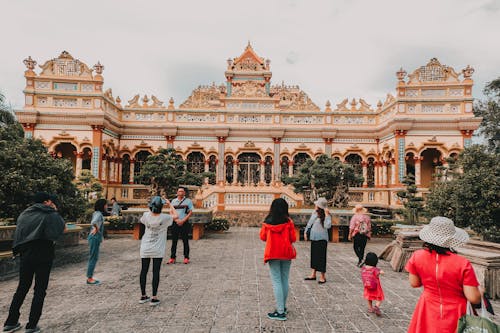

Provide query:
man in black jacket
left=3, top=192, right=65, bottom=333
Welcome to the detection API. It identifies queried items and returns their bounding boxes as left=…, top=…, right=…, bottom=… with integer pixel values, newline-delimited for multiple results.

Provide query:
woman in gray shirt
left=304, top=198, right=332, bottom=284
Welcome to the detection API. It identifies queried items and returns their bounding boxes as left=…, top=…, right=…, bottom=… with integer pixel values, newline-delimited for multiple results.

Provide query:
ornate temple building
left=15, top=44, right=481, bottom=210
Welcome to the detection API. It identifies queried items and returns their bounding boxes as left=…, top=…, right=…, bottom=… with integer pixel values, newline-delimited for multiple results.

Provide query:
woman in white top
left=139, top=196, right=177, bottom=306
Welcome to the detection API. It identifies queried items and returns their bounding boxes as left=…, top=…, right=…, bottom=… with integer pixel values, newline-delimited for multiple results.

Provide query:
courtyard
left=1, top=228, right=499, bottom=333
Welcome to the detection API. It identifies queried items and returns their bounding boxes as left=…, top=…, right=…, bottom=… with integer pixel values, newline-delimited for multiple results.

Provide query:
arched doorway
left=121, top=154, right=130, bottom=184
left=293, top=153, right=311, bottom=175
left=186, top=152, right=205, bottom=174
left=367, top=157, right=375, bottom=187
left=264, top=156, right=273, bottom=185
left=225, top=156, right=234, bottom=184
left=421, top=148, right=442, bottom=187
left=54, top=143, right=77, bottom=172
left=345, top=153, right=363, bottom=187
left=237, top=153, right=260, bottom=186
left=81, top=147, right=92, bottom=171
left=134, top=150, right=151, bottom=184
left=405, top=152, right=415, bottom=179
left=281, top=156, right=290, bottom=179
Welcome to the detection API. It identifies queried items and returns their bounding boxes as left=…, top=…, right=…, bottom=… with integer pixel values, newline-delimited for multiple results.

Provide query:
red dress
left=362, top=266, right=384, bottom=301
left=405, top=249, right=479, bottom=333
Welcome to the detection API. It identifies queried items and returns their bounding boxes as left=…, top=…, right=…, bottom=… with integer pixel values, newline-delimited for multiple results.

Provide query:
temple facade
left=15, top=44, right=481, bottom=210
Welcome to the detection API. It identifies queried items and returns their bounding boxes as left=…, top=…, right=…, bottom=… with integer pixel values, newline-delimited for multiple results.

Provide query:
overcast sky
left=1, top=0, right=499, bottom=110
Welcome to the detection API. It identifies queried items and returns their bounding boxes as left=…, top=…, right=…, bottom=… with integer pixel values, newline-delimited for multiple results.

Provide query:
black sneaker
left=267, top=311, right=286, bottom=321
left=150, top=298, right=160, bottom=306
left=2, top=323, right=21, bottom=333
left=25, top=327, right=40, bottom=333
left=139, top=296, right=150, bottom=304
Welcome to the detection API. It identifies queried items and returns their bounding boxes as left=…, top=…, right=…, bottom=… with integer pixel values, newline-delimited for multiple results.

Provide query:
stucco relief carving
left=38, top=51, right=93, bottom=77
left=126, top=95, right=140, bottom=108
left=151, top=95, right=164, bottom=108
left=270, top=84, right=319, bottom=111
left=231, top=81, right=268, bottom=98
left=179, top=84, right=225, bottom=109
left=407, top=58, right=460, bottom=83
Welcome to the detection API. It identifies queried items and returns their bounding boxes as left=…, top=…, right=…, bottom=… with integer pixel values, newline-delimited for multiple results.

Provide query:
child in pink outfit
left=361, top=252, right=384, bottom=316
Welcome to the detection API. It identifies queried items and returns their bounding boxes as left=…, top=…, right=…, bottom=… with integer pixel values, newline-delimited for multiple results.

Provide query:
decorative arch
left=121, top=154, right=131, bottom=184
left=186, top=151, right=205, bottom=174
left=54, top=142, right=78, bottom=171
left=345, top=153, right=363, bottom=186
left=133, top=150, right=152, bottom=184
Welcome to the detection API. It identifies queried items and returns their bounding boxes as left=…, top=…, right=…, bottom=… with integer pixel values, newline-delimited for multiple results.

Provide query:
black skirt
left=310, top=240, right=327, bottom=273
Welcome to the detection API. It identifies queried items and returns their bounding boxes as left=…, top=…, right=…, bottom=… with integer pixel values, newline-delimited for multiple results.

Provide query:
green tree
left=136, top=148, right=186, bottom=197
left=282, top=154, right=362, bottom=207
left=0, top=92, right=86, bottom=221
left=76, top=169, right=103, bottom=200
left=425, top=145, right=500, bottom=242
left=474, top=77, right=500, bottom=153
left=396, top=174, right=424, bottom=224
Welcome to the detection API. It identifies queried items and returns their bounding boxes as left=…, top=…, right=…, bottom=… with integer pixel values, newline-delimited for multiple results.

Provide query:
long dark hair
left=423, top=242, right=454, bottom=255
left=94, top=199, right=107, bottom=213
left=264, top=198, right=289, bottom=225
left=316, top=207, right=325, bottom=227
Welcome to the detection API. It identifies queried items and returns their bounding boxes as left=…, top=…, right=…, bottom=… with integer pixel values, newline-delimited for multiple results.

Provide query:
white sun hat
left=419, top=216, right=469, bottom=249
left=314, top=197, right=328, bottom=210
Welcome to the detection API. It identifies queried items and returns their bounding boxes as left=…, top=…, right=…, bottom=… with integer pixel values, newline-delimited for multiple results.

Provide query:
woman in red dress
left=405, top=216, right=481, bottom=333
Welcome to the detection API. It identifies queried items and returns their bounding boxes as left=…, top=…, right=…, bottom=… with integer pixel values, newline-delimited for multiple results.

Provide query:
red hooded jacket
left=259, top=219, right=297, bottom=263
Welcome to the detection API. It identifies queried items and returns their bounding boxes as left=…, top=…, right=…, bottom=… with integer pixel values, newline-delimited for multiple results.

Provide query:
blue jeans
left=268, top=260, right=291, bottom=314
left=86, top=234, right=102, bottom=278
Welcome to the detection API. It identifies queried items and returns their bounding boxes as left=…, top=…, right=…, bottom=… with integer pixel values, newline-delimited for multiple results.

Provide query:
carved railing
left=202, top=193, right=218, bottom=209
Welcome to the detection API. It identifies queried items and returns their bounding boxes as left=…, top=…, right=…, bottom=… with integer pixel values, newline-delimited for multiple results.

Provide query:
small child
left=361, top=252, right=385, bottom=316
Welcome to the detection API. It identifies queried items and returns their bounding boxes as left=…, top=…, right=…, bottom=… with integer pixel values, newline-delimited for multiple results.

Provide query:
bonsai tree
left=283, top=154, right=361, bottom=207
left=396, top=174, right=424, bottom=224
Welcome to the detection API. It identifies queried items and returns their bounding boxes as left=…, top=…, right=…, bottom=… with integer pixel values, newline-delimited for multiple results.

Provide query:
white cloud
left=1, top=0, right=499, bottom=109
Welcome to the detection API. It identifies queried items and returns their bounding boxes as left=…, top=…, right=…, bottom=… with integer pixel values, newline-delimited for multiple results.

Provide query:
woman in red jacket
left=260, top=198, right=297, bottom=321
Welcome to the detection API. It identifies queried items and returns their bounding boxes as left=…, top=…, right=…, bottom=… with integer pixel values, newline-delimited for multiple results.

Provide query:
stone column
left=394, top=130, right=408, bottom=185
left=116, top=158, right=122, bottom=184
left=204, top=159, right=209, bottom=173
left=166, top=136, right=175, bottom=149
left=110, top=158, right=116, bottom=183
left=323, top=138, right=333, bottom=156
left=129, top=159, right=135, bottom=184
left=75, top=152, right=83, bottom=177
left=217, top=137, right=226, bottom=185
left=374, top=161, right=380, bottom=187
left=259, top=160, right=265, bottom=185
left=288, top=161, right=294, bottom=177
left=272, top=138, right=281, bottom=183
left=361, top=161, right=368, bottom=187
left=101, top=155, right=107, bottom=181
left=382, top=161, right=388, bottom=187
left=390, top=159, right=396, bottom=186
left=91, top=125, right=104, bottom=179
left=414, top=156, right=422, bottom=186
left=460, top=130, right=474, bottom=148
left=232, top=160, right=239, bottom=185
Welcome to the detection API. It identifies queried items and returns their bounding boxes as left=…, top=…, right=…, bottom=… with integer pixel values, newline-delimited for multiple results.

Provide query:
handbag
left=457, top=298, right=500, bottom=333
left=306, top=226, right=311, bottom=240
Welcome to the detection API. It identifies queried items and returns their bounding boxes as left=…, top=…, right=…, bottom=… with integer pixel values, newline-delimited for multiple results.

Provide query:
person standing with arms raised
left=167, top=187, right=194, bottom=265
left=3, top=192, right=65, bottom=333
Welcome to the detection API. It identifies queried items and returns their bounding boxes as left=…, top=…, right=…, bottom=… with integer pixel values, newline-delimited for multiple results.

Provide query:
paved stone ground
left=1, top=227, right=499, bottom=333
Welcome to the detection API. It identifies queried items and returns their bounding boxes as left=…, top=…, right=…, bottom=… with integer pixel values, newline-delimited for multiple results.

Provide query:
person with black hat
left=3, top=192, right=65, bottom=333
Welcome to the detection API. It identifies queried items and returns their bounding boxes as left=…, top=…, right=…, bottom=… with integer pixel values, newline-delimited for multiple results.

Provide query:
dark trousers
left=353, top=233, right=368, bottom=263
left=170, top=222, right=190, bottom=259
left=140, top=258, right=163, bottom=297
left=5, top=256, right=53, bottom=329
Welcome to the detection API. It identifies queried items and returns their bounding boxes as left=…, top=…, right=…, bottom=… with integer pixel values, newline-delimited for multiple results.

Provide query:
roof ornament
left=462, top=65, right=474, bottom=79
left=93, top=61, right=104, bottom=75
left=396, top=67, right=407, bottom=81
left=325, top=100, right=332, bottom=112
left=23, top=56, right=37, bottom=71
